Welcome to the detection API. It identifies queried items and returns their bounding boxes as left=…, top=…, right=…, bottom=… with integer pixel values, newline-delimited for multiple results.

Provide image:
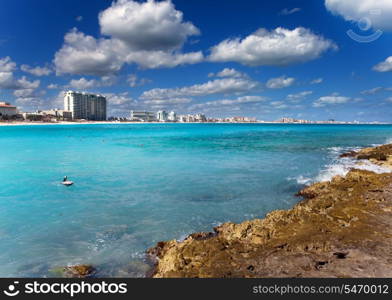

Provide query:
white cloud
left=287, top=91, right=313, bottom=102
left=209, top=68, right=248, bottom=78
left=313, top=93, right=351, bottom=107
left=386, top=96, right=392, bottom=102
left=69, top=78, right=99, bottom=90
left=103, top=92, right=139, bottom=116
left=76, top=16, right=83, bottom=22
left=0, top=57, right=18, bottom=89
left=310, top=78, right=323, bottom=84
left=0, top=56, right=16, bottom=72
left=21, top=64, right=52, bottom=76
left=141, top=77, right=260, bottom=100
left=124, top=50, right=203, bottom=69
left=47, top=84, right=59, bottom=89
left=54, top=1, right=203, bottom=75
left=0, top=57, right=41, bottom=93
left=104, top=92, right=135, bottom=106
left=266, top=76, right=295, bottom=89
left=373, top=56, right=392, bottom=72
left=361, top=86, right=385, bottom=94
left=99, top=0, right=200, bottom=51
left=270, top=101, right=288, bottom=109
left=68, top=75, right=117, bottom=90
left=325, top=0, right=392, bottom=31
left=54, top=29, right=124, bottom=76
left=189, top=95, right=266, bottom=110
left=280, top=8, right=301, bottom=15
left=127, top=74, right=151, bottom=87
left=209, top=27, right=337, bottom=66
left=144, top=98, right=191, bottom=105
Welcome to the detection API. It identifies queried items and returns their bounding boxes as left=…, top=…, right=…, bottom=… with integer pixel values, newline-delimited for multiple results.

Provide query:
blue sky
left=0, top=0, right=392, bottom=122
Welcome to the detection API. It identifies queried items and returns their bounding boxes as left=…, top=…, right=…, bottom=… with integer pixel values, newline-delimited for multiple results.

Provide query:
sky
left=0, top=0, right=392, bottom=122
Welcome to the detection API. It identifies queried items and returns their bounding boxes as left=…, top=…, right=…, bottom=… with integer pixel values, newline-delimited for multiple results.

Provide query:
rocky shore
left=147, top=144, right=392, bottom=278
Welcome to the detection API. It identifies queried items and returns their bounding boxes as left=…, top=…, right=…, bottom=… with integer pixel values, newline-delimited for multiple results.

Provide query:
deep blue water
left=1, top=123, right=392, bottom=277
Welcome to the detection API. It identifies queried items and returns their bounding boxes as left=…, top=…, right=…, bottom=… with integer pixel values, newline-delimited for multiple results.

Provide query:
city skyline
left=0, top=0, right=392, bottom=122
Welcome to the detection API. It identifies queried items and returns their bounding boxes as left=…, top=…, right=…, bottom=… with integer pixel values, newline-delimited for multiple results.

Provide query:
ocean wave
left=292, top=145, right=391, bottom=185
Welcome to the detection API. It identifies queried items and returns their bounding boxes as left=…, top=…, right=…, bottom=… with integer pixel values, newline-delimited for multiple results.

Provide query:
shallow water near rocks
left=1, top=123, right=392, bottom=277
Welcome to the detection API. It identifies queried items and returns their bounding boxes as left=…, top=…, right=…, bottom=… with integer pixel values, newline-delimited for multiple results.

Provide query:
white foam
left=292, top=145, right=392, bottom=185
left=292, top=175, right=313, bottom=185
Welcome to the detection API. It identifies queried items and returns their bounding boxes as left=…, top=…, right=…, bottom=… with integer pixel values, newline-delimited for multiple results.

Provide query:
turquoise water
left=1, top=123, right=392, bottom=277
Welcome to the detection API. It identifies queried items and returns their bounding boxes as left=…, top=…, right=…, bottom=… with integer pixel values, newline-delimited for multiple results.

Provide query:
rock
left=51, top=265, right=96, bottom=278
left=340, top=150, right=358, bottom=158
left=147, top=144, right=392, bottom=278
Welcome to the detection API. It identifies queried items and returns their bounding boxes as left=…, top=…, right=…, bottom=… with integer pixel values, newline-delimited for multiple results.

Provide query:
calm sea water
left=1, top=123, right=392, bottom=277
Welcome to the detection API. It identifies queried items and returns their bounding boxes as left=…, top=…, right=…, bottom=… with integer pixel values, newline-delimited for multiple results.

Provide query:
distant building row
left=130, top=110, right=207, bottom=123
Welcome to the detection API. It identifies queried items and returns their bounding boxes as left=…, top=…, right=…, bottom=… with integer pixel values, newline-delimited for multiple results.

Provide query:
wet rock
left=147, top=144, right=392, bottom=278
left=52, top=265, right=96, bottom=278
left=340, top=150, right=358, bottom=158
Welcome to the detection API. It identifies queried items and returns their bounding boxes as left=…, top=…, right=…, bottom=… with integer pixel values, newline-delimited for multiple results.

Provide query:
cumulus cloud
left=127, top=74, right=151, bottom=87
left=373, top=56, right=392, bottom=72
left=68, top=75, right=117, bottom=90
left=209, top=68, right=248, bottom=78
left=266, top=76, right=295, bottom=89
left=313, top=93, right=351, bottom=107
left=0, top=57, right=41, bottom=94
left=280, top=8, right=301, bottom=15
left=144, top=97, right=191, bottom=105
left=69, top=78, right=99, bottom=90
left=189, top=95, right=266, bottom=111
left=99, top=0, right=200, bottom=51
left=325, top=0, right=392, bottom=31
left=103, top=92, right=138, bottom=116
left=141, top=77, right=260, bottom=100
left=360, top=86, right=391, bottom=94
left=209, top=27, right=337, bottom=66
left=310, top=78, right=323, bottom=84
left=124, top=50, right=203, bottom=69
left=287, top=91, right=313, bottom=102
left=0, top=56, right=16, bottom=73
left=47, top=84, right=59, bottom=89
left=270, top=101, right=288, bottom=109
left=21, top=64, right=52, bottom=76
left=54, top=29, right=124, bottom=76
left=54, top=1, right=203, bottom=75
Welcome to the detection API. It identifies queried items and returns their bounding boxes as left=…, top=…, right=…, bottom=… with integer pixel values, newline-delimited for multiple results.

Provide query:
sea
left=1, top=123, right=392, bottom=277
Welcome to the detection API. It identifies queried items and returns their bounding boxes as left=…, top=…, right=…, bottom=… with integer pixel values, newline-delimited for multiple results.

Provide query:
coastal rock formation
left=148, top=144, right=392, bottom=278
left=340, top=143, right=392, bottom=168
left=51, top=265, right=96, bottom=278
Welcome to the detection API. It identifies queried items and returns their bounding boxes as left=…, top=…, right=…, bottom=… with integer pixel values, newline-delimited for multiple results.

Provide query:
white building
left=41, top=109, right=73, bottom=120
left=130, top=110, right=156, bottom=122
left=64, top=91, right=107, bottom=121
left=168, top=111, right=177, bottom=122
left=156, top=110, right=168, bottom=122
left=0, top=102, right=17, bottom=117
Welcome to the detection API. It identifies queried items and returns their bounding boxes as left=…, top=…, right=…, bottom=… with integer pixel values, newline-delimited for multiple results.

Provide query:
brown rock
left=147, top=144, right=392, bottom=278
left=62, top=265, right=96, bottom=278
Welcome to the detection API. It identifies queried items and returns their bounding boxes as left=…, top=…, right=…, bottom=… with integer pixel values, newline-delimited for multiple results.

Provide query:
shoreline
left=0, top=121, right=390, bottom=127
left=146, top=143, right=392, bottom=278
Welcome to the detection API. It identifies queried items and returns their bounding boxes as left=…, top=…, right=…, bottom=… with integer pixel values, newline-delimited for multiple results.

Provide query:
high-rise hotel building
left=64, top=91, right=107, bottom=121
